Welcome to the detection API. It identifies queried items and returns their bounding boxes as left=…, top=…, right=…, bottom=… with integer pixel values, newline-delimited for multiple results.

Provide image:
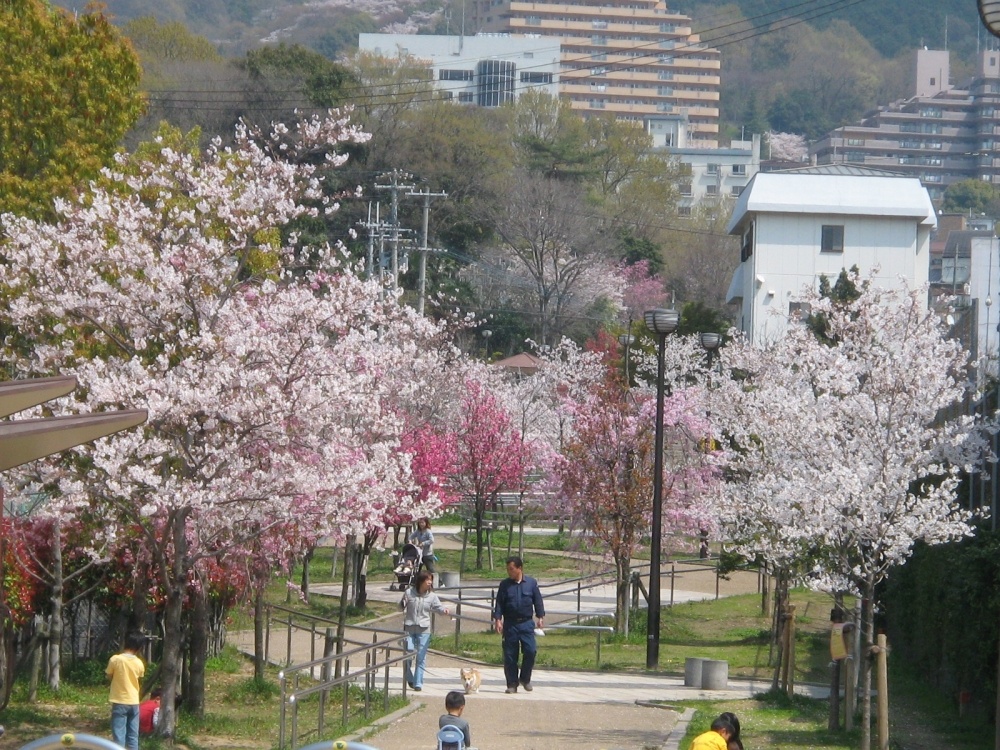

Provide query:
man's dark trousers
left=502, top=619, right=537, bottom=687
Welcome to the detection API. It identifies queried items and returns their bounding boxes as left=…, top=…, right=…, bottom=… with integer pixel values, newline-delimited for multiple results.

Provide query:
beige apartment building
left=469, top=0, right=721, bottom=146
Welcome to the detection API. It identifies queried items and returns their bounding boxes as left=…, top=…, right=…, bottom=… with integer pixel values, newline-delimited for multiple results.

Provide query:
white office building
left=358, top=33, right=561, bottom=105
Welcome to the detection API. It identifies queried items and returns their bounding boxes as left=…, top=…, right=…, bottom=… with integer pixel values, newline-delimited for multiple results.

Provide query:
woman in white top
left=401, top=571, right=449, bottom=690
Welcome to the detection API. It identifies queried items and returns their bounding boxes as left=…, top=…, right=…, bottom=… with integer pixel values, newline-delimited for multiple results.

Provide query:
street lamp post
left=643, top=307, right=679, bottom=669
left=699, top=332, right=722, bottom=372
left=618, top=332, right=635, bottom=383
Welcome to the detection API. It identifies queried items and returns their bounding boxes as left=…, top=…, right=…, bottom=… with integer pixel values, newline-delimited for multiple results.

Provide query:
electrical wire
left=142, top=0, right=866, bottom=112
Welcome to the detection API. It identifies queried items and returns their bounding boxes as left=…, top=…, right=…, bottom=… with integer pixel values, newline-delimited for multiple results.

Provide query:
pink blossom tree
left=711, top=275, right=984, bottom=750
left=452, top=378, right=534, bottom=569
left=0, top=111, right=459, bottom=735
left=557, top=374, right=718, bottom=632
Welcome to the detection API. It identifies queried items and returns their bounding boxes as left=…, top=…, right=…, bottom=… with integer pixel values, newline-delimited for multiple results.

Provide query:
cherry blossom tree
left=0, top=110, right=463, bottom=735
left=557, top=373, right=718, bottom=632
left=711, top=275, right=984, bottom=750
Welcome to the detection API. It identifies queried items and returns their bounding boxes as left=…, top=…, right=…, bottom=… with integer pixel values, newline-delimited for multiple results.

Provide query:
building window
left=458, top=91, right=474, bottom=103
left=679, top=183, right=692, bottom=196
left=920, top=107, right=943, bottom=118
left=732, top=164, right=746, bottom=175
left=847, top=138, right=864, bottom=146
left=521, top=72, right=553, bottom=84
left=740, top=224, right=753, bottom=261
left=821, top=225, right=844, bottom=253
left=678, top=206, right=692, bottom=216
left=788, top=301, right=811, bottom=320
left=526, top=15, right=541, bottom=24
left=440, top=69, right=474, bottom=81
left=707, top=163, right=720, bottom=174
left=706, top=184, right=718, bottom=195
left=731, top=185, right=743, bottom=196
left=899, top=123, right=920, bottom=133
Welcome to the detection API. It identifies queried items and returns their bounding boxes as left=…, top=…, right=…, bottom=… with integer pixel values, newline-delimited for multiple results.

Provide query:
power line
left=142, top=0, right=864, bottom=112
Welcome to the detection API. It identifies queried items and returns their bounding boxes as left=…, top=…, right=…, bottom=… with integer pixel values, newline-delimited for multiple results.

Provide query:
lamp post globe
left=643, top=307, right=678, bottom=668
left=979, top=0, right=1000, bottom=37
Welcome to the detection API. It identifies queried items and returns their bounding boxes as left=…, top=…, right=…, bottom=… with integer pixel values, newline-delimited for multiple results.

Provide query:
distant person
left=409, top=517, right=437, bottom=574
left=106, top=632, right=146, bottom=750
left=139, top=688, right=162, bottom=736
left=492, top=556, right=545, bottom=693
left=690, top=717, right=734, bottom=750
left=439, top=690, right=474, bottom=749
left=718, top=711, right=744, bottom=750
left=401, top=570, right=449, bottom=691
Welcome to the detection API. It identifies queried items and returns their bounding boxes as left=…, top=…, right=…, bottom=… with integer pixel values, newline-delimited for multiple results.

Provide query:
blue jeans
left=404, top=630, right=432, bottom=688
left=111, top=702, right=140, bottom=750
left=502, top=620, right=537, bottom=687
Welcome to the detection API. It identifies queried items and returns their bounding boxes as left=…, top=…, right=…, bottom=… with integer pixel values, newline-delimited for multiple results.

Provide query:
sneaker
left=505, top=686, right=518, bottom=694
left=520, top=681, right=533, bottom=692
left=413, top=686, right=422, bottom=692
left=407, top=682, right=415, bottom=690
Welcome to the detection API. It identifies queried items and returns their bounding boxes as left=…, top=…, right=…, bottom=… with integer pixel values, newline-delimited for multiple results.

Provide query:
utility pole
left=374, top=170, right=415, bottom=293
left=406, top=188, right=448, bottom=314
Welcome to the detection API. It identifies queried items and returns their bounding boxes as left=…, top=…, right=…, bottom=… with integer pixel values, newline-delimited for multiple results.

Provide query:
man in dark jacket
left=492, top=556, right=545, bottom=693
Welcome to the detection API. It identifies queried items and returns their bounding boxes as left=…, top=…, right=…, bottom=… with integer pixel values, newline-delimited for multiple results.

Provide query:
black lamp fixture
left=642, top=307, right=679, bottom=669
left=980, top=0, right=1000, bottom=38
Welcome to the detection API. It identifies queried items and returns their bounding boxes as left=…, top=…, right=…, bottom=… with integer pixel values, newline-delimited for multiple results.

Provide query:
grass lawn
left=436, top=588, right=837, bottom=683
left=1, top=645, right=407, bottom=750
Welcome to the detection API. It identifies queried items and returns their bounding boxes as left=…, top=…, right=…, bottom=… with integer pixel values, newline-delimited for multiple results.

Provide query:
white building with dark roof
left=725, top=165, right=937, bottom=344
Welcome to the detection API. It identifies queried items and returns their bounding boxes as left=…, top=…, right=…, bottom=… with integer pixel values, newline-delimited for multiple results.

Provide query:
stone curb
left=662, top=707, right=696, bottom=750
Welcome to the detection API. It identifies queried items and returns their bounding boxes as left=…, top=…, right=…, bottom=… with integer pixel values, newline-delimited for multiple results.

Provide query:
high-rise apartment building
left=468, top=0, right=721, bottom=146
left=811, top=49, right=1000, bottom=203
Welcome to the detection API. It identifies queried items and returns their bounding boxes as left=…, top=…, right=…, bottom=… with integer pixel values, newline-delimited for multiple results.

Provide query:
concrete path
left=230, top=528, right=823, bottom=750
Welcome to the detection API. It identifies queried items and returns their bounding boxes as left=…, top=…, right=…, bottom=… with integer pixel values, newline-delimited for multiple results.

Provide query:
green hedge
left=884, top=529, right=1000, bottom=717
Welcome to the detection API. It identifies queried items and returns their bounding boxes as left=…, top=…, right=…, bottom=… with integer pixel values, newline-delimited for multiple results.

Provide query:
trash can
left=702, top=659, right=729, bottom=690
left=684, top=657, right=705, bottom=687
left=440, top=571, right=460, bottom=588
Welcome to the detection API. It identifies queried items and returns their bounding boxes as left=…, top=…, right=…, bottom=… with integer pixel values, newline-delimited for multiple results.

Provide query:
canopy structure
left=490, top=352, right=542, bottom=375
left=0, top=376, right=147, bottom=471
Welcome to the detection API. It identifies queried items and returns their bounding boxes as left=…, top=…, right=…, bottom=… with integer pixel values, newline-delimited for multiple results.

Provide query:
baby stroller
left=390, top=542, right=423, bottom=591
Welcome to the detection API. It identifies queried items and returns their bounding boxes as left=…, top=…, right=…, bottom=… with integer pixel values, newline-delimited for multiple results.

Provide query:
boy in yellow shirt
left=106, top=632, right=146, bottom=749
left=689, top=717, right=734, bottom=750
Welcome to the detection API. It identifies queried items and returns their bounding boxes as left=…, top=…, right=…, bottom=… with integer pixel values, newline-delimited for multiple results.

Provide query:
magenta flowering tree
left=452, top=378, right=534, bottom=569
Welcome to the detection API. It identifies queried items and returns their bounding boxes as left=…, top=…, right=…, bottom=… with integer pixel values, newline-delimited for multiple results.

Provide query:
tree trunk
left=860, top=580, right=875, bottom=750
left=614, top=555, right=630, bottom=633
left=474, top=498, right=485, bottom=569
left=253, top=587, right=266, bottom=682
left=186, top=579, right=208, bottom=719
left=47, top=519, right=63, bottom=690
left=300, top=546, right=314, bottom=604
left=156, top=508, right=190, bottom=739
left=335, top=536, right=354, bottom=679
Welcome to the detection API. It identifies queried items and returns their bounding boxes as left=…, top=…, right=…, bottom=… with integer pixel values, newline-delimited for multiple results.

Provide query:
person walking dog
left=492, top=556, right=545, bottom=693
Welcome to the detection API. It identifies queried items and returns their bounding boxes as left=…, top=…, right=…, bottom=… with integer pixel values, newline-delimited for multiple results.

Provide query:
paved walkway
left=230, top=528, right=824, bottom=750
